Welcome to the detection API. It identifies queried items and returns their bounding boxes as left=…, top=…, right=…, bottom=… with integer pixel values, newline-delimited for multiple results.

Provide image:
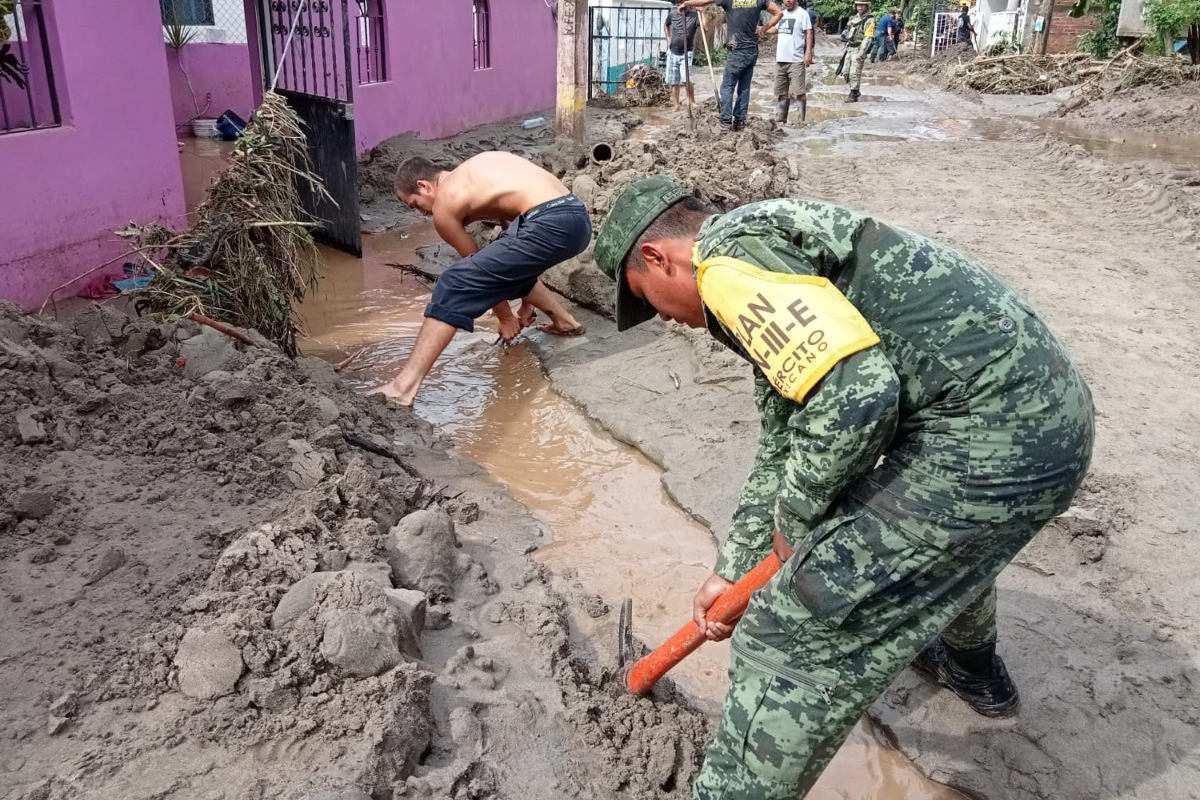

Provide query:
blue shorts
left=425, top=194, right=592, bottom=331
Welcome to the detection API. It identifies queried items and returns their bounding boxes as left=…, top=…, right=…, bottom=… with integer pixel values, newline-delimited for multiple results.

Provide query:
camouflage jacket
left=694, top=200, right=1093, bottom=580
left=843, top=12, right=874, bottom=47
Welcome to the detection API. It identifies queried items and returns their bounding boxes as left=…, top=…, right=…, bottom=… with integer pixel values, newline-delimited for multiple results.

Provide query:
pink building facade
left=1, top=0, right=186, bottom=309
left=1, top=0, right=557, bottom=309
left=183, top=0, right=557, bottom=153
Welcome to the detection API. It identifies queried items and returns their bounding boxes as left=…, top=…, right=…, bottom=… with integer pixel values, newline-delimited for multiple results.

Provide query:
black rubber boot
left=911, top=639, right=1020, bottom=718
left=845, top=89, right=860, bottom=103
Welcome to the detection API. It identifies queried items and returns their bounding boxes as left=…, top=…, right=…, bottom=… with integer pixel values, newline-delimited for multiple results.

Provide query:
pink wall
left=0, top=0, right=186, bottom=309
left=355, top=0, right=557, bottom=149
left=167, top=43, right=256, bottom=127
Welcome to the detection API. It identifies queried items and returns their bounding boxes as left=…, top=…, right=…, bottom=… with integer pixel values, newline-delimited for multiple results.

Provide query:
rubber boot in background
left=775, top=98, right=790, bottom=124
left=798, top=96, right=807, bottom=121
left=845, top=89, right=861, bottom=103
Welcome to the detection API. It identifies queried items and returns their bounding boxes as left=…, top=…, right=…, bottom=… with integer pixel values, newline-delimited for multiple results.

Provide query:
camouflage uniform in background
left=684, top=199, right=1095, bottom=798
left=842, top=10, right=874, bottom=94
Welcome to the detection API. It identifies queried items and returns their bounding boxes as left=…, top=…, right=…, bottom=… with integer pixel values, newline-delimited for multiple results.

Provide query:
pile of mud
left=0, top=304, right=710, bottom=800
left=1064, top=80, right=1200, bottom=136
left=537, top=109, right=794, bottom=314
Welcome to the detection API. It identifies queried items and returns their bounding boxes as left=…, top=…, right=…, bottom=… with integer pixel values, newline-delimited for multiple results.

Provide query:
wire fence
left=160, top=0, right=249, bottom=44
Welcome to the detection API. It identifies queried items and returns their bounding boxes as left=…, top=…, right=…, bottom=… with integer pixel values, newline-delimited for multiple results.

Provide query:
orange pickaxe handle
left=626, top=554, right=782, bottom=695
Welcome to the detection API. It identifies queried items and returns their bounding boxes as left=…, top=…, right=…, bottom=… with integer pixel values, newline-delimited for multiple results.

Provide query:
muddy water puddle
left=299, top=225, right=965, bottom=800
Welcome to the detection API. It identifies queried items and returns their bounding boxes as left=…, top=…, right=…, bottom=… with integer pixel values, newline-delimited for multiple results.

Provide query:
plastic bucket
left=191, top=118, right=220, bottom=139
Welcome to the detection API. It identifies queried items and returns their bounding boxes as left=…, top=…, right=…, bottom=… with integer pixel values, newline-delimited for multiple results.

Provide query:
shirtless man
left=374, top=151, right=590, bottom=405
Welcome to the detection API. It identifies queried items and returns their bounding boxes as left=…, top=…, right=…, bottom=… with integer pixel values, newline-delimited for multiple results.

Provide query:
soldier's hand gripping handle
left=625, top=554, right=782, bottom=696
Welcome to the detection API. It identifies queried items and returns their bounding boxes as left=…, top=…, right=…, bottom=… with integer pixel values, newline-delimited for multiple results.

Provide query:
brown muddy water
left=296, top=224, right=966, bottom=800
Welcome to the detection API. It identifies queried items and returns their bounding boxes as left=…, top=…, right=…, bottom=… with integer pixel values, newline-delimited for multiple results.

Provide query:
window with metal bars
left=355, top=0, right=386, bottom=84
left=160, top=0, right=216, bottom=26
left=0, top=0, right=63, bottom=136
left=472, top=0, right=490, bottom=70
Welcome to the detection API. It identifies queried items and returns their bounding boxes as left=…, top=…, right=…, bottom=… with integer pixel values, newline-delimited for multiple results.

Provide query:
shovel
left=618, top=554, right=782, bottom=695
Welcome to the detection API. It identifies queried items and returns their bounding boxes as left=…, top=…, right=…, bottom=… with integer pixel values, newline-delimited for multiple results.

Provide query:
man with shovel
left=593, top=176, right=1094, bottom=799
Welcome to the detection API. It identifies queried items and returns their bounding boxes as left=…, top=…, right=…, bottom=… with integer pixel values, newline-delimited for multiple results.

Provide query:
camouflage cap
left=593, top=176, right=692, bottom=331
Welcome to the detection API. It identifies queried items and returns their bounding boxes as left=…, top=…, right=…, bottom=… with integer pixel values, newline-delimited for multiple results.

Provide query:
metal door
left=256, top=0, right=362, bottom=255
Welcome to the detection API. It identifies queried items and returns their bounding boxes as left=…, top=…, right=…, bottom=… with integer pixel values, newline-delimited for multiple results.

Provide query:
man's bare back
left=377, top=151, right=591, bottom=405
left=437, top=151, right=569, bottom=228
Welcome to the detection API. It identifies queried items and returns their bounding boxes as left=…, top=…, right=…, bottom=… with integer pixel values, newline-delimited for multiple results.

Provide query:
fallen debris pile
left=941, top=50, right=1200, bottom=97
left=129, top=92, right=325, bottom=356
left=622, top=63, right=671, bottom=108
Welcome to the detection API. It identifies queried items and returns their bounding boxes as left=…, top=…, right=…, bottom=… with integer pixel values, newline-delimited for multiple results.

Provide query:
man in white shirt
left=766, top=0, right=814, bottom=124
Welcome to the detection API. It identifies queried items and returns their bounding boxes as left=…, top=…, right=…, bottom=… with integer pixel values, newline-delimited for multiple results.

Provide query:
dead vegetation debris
left=941, top=50, right=1200, bottom=99
left=125, top=92, right=327, bottom=357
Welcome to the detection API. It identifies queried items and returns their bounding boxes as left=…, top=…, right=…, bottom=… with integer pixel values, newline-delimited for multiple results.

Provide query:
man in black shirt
left=664, top=0, right=701, bottom=111
left=686, top=0, right=784, bottom=131
left=957, top=2, right=976, bottom=48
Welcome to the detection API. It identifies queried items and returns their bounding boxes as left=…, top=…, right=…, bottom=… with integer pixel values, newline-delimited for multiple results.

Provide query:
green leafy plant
left=164, top=16, right=211, bottom=124
left=984, top=30, right=1023, bottom=55
left=1071, top=0, right=1121, bottom=58
left=694, top=44, right=729, bottom=66
left=816, top=0, right=857, bottom=27
left=1143, top=0, right=1200, bottom=62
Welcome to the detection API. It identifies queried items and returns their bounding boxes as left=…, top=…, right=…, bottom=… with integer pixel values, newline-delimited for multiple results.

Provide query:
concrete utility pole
left=556, top=0, right=588, bottom=143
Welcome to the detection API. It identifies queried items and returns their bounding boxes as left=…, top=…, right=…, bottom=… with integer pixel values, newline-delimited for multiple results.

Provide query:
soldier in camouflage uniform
left=592, top=176, right=1094, bottom=800
left=841, top=0, right=874, bottom=102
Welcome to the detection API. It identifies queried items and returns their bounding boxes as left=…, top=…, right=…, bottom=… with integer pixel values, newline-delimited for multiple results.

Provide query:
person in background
left=664, top=0, right=701, bottom=112
left=958, top=2, right=977, bottom=48
left=765, top=0, right=814, bottom=124
left=842, top=0, right=875, bottom=103
left=870, top=7, right=894, bottom=62
left=685, top=0, right=784, bottom=131
left=892, top=9, right=905, bottom=55
left=806, top=0, right=819, bottom=29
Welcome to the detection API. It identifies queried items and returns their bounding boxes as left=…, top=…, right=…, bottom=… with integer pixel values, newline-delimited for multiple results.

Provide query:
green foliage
left=984, top=31, right=1022, bottom=55
left=907, top=0, right=932, bottom=38
left=816, top=0, right=856, bottom=28
left=1143, top=0, right=1200, bottom=40
left=163, top=17, right=198, bottom=52
left=694, top=44, right=729, bottom=66
left=1075, top=0, right=1121, bottom=57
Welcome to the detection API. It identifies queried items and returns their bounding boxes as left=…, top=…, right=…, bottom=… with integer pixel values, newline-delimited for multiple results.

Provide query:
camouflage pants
left=848, top=51, right=866, bottom=91
left=692, top=503, right=1049, bottom=800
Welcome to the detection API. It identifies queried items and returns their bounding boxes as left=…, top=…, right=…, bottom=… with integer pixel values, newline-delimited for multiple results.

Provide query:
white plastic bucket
left=191, top=118, right=220, bottom=139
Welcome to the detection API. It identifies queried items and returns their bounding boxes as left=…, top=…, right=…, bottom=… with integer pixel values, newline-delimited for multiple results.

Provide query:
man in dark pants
left=958, top=2, right=976, bottom=48
left=685, top=0, right=783, bottom=130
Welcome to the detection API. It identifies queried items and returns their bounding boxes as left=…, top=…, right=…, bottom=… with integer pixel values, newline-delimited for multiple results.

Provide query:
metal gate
left=256, top=0, right=362, bottom=255
left=929, top=0, right=972, bottom=56
left=588, top=5, right=671, bottom=98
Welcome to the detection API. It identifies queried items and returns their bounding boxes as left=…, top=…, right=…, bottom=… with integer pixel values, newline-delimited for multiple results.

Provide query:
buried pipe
left=591, top=142, right=615, bottom=165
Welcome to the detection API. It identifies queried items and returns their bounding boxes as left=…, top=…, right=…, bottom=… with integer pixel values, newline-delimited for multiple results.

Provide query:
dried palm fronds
left=128, top=91, right=328, bottom=356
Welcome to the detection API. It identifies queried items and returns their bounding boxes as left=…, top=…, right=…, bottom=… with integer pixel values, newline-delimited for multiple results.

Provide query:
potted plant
left=164, top=16, right=216, bottom=137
